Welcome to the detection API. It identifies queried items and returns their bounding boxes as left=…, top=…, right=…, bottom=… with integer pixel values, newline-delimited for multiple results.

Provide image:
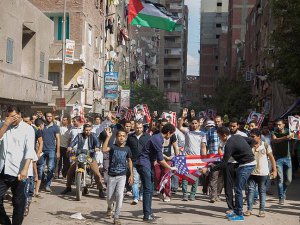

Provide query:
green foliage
left=124, top=83, right=169, bottom=113
left=213, top=76, right=253, bottom=118
left=269, top=0, right=300, bottom=96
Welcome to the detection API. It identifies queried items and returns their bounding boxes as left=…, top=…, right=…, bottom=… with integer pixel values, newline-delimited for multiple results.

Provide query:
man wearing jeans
left=201, top=126, right=256, bottom=222
left=0, top=105, right=36, bottom=225
left=40, top=112, right=60, bottom=192
left=136, top=123, right=177, bottom=223
left=126, top=121, right=150, bottom=205
left=272, top=119, right=292, bottom=205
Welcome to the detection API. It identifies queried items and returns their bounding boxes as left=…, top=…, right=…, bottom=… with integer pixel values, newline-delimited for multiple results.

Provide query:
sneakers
left=139, top=195, right=143, bottom=201
left=182, top=195, right=188, bottom=201
left=99, top=189, right=106, bottom=199
left=279, top=198, right=284, bottom=205
left=226, top=212, right=236, bottom=218
left=189, top=195, right=196, bottom=201
left=131, top=199, right=138, bottom=205
left=163, top=196, right=171, bottom=202
left=228, top=215, right=245, bottom=221
left=45, top=186, right=52, bottom=193
left=243, top=210, right=252, bottom=216
left=143, top=216, right=158, bottom=224
left=61, top=187, right=72, bottom=195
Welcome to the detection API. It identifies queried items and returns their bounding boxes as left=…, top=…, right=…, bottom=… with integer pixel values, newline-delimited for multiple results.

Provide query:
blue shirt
left=136, top=133, right=164, bottom=169
left=108, top=144, right=132, bottom=176
left=206, top=127, right=220, bottom=154
left=42, top=123, right=60, bottom=151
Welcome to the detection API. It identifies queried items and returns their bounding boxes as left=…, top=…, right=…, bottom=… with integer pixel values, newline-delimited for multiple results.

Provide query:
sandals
left=258, top=211, right=266, bottom=217
left=114, top=219, right=121, bottom=225
left=35, top=193, right=43, bottom=199
left=243, top=210, right=252, bottom=216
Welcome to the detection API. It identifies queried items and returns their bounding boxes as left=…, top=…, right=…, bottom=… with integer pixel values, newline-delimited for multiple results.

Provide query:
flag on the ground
left=128, top=0, right=178, bottom=32
left=172, top=154, right=222, bottom=184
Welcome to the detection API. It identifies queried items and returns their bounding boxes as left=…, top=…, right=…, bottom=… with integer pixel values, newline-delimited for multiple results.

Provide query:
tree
left=213, top=76, right=253, bottom=118
left=121, top=82, right=170, bottom=113
left=269, top=0, right=300, bottom=96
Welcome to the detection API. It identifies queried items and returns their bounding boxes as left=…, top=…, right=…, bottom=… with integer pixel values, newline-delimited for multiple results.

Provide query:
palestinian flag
left=128, top=0, right=178, bottom=32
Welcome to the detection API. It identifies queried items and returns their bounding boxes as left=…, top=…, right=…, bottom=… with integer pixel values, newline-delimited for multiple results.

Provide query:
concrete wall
left=0, top=0, right=53, bottom=104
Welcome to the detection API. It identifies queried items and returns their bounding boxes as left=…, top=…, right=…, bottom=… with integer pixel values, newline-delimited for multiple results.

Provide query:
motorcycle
left=70, top=149, right=95, bottom=201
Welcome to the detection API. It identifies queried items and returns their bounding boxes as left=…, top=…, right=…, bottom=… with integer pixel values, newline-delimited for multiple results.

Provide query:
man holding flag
left=136, top=123, right=177, bottom=223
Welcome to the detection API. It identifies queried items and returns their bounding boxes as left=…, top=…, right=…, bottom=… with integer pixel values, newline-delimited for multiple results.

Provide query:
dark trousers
left=223, top=163, right=238, bottom=210
left=0, top=170, right=27, bottom=225
left=57, top=147, right=70, bottom=178
left=137, top=165, right=153, bottom=219
left=208, top=170, right=223, bottom=199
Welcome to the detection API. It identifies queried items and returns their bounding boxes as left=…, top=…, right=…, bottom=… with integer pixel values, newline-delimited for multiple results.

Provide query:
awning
left=279, top=98, right=300, bottom=118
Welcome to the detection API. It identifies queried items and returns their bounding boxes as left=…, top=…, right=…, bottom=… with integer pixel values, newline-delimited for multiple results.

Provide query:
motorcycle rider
left=61, top=123, right=105, bottom=198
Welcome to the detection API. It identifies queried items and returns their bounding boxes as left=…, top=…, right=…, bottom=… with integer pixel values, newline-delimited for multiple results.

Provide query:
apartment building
left=0, top=0, right=53, bottom=115
left=199, top=0, right=228, bottom=106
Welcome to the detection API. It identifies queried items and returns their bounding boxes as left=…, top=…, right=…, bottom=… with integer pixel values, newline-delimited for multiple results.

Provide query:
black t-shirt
left=108, top=144, right=132, bottom=176
left=35, top=129, right=43, bottom=144
left=162, top=134, right=177, bottom=157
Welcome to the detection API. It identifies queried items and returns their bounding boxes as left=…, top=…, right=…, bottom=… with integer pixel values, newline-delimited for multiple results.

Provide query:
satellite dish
left=125, top=57, right=129, bottom=62
left=131, top=39, right=136, bottom=45
left=77, top=76, right=84, bottom=85
left=145, top=52, right=149, bottom=57
left=148, top=44, right=153, bottom=49
left=110, top=51, right=116, bottom=59
left=136, top=48, right=142, bottom=54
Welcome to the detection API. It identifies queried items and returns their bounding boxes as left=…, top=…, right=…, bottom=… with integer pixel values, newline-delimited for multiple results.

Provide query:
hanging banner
left=120, top=90, right=130, bottom=108
left=65, top=39, right=75, bottom=64
left=104, top=72, right=119, bottom=99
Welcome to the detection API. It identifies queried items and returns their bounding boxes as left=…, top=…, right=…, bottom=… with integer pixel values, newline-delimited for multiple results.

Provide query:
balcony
left=164, top=54, right=181, bottom=59
left=164, top=31, right=182, bottom=37
left=165, top=42, right=181, bottom=48
left=0, top=67, right=52, bottom=104
left=164, top=76, right=180, bottom=81
left=49, top=41, right=82, bottom=62
left=164, top=65, right=181, bottom=70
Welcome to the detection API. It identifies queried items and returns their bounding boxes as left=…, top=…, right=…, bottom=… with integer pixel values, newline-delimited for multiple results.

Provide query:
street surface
left=5, top=175, right=300, bottom=225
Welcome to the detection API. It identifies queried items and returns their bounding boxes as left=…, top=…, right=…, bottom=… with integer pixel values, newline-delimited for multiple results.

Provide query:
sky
left=185, top=0, right=201, bottom=76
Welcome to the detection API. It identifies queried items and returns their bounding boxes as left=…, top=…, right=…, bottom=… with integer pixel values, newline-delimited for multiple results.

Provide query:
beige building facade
left=0, top=0, right=53, bottom=115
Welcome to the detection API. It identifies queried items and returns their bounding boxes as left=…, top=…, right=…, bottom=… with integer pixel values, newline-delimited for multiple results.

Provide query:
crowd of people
left=0, top=105, right=299, bottom=224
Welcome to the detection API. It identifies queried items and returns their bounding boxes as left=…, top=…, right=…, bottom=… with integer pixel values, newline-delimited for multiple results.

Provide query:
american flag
left=172, top=154, right=222, bottom=184
left=158, top=154, right=223, bottom=191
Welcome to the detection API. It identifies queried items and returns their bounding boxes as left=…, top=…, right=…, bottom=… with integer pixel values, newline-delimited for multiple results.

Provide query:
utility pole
left=61, top=0, right=67, bottom=116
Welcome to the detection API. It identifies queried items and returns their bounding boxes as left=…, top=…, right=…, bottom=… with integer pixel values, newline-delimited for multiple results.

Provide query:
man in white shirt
left=0, top=105, right=35, bottom=225
left=58, top=115, right=72, bottom=178
left=70, top=116, right=83, bottom=142
left=178, top=113, right=207, bottom=201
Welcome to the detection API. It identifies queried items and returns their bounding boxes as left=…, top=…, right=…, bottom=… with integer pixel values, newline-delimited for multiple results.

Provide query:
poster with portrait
left=117, top=106, right=133, bottom=121
left=162, top=111, right=177, bottom=127
left=198, top=111, right=207, bottom=119
left=133, top=104, right=151, bottom=124
left=288, top=116, right=300, bottom=140
left=246, top=112, right=264, bottom=128
left=71, top=104, right=85, bottom=123
left=120, top=90, right=130, bottom=108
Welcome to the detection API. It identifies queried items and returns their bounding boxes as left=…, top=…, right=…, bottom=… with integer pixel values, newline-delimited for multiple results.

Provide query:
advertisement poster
left=120, top=90, right=130, bottom=108
left=288, top=116, right=300, bottom=140
left=104, top=72, right=118, bottom=99
left=65, top=39, right=75, bottom=64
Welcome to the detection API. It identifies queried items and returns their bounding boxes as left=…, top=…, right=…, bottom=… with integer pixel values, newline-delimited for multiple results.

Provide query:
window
left=88, top=24, right=92, bottom=46
left=40, top=52, right=45, bottom=77
left=164, top=82, right=171, bottom=89
left=48, top=72, right=60, bottom=87
left=215, top=66, right=218, bottom=71
left=215, top=55, right=219, bottom=60
left=165, top=49, right=171, bottom=54
left=48, top=15, right=69, bottom=41
left=217, top=2, right=222, bottom=6
left=216, top=34, right=220, bottom=39
left=216, top=23, right=221, bottom=28
left=6, top=38, right=13, bottom=64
